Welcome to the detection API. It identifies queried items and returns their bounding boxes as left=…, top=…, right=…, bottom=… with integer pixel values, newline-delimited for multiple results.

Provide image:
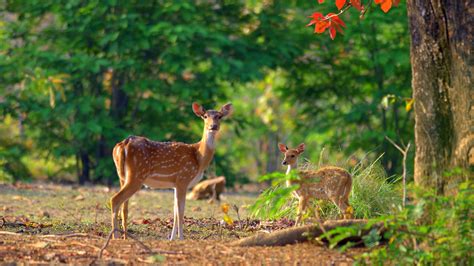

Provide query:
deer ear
left=220, top=103, right=234, bottom=118
left=192, top=102, right=206, bottom=117
left=278, top=143, right=288, bottom=153
left=296, top=143, right=305, bottom=154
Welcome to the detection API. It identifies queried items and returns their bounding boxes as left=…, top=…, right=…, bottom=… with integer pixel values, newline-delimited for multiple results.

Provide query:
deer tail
left=113, top=137, right=131, bottom=186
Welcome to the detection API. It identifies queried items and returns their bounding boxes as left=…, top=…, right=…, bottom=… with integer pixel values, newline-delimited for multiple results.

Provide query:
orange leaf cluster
left=307, top=12, right=346, bottom=40
left=317, top=0, right=363, bottom=11
left=311, top=0, right=400, bottom=40
left=374, top=0, right=400, bottom=13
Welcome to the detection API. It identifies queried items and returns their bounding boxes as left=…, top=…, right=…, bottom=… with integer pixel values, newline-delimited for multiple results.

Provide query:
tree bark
left=79, top=151, right=90, bottom=185
left=232, top=220, right=384, bottom=247
left=407, top=0, right=473, bottom=193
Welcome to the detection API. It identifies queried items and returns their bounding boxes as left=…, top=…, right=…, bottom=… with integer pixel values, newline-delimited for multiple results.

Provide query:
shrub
left=352, top=181, right=473, bottom=265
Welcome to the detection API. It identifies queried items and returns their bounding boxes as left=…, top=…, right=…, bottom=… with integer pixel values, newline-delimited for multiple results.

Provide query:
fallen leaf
left=145, top=254, right=166, bottom=263
left=221, top=203, right=230, bottom=214
left=32, top=241, right=49, bottom=249
left=223, top=214, right=234, bottom=226
left=12, top=196, right=27, bottom=201
left=74, top=195, right=85, bottom=201
left=44, top=252, right=56, bottom=260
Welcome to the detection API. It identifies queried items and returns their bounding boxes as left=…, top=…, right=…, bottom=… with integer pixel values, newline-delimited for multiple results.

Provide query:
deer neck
left=286, top=162, right=298, bottom=175
left=196, top=129, right=216, bottom=172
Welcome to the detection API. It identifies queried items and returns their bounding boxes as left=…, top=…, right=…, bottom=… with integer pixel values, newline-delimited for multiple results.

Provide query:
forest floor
left=0, top=183, right=365, bottom=265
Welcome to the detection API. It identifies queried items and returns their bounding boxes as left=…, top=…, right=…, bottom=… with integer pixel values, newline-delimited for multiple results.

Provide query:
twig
left=321, top=4, right=352, bottom=21
left=385, top=136, right=411, bottom=207
left=98, top=229, right=119, bottom=259
left=124, top=231, right=153, bottom=254
left=98, top=228, right=183, bottom=260
left=232, top=204, right=242, bottom=230
left=42, top=233, right=102, bottom=239
left=0, top=231, right=101, bottom=239
left=0, top=231, right=21, bottom=236
left=70, top=240, right=103, bottom=251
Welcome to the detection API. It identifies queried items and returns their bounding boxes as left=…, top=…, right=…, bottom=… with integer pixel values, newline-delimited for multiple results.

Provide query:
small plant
left=248, top=171, right=300, bottom=220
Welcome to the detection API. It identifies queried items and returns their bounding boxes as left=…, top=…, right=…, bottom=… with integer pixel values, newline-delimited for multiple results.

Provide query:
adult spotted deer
left=278, top=143, right=353, bottom=225
left=111, top=102, right=233, bottom=240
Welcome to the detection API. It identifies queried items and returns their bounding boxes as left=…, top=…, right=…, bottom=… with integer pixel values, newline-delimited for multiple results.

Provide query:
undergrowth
left=321, top=181, right=473, bottom=265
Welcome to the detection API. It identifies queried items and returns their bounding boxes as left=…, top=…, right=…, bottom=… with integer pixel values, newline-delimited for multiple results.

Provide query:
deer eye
left=291, top=155, right=295, bottom=158
left=203, top=115, right=208, bottom=119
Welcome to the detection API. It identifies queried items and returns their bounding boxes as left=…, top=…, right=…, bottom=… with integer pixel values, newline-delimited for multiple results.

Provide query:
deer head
left=192, top=102, right=233, bottom=133
left=278, top=143, right=305, bottom=167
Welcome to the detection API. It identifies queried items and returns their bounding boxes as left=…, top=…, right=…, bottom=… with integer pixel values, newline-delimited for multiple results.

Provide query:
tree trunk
left=407, top=0, right=473, bottom=193
left=79, top=152, right=90, bottom=185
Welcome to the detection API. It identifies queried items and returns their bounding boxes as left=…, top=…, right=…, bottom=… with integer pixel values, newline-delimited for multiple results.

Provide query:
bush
left=249, top=155, right=402, bottom=220
left=355, top=181, right=473, bottom=265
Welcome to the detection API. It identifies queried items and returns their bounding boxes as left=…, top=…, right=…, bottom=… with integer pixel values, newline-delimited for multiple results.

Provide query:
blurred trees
left=1, top=1, right=413, bottom=184
left=1, top=1, right=303, bottom=184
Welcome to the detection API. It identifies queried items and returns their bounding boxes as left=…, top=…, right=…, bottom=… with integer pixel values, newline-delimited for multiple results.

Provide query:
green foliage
left=248, top=171, right=299, bottom=220
left=250, top=156, right=401, bottom=220
left=2, top=1, right=304, bottom=183
left=1, top=1, right=413, bottom=184
left=345, top=156, right=401, bottom=218
left=320, top=181, right=474, bottom=265
left=0, top=116, right=31, bottom=183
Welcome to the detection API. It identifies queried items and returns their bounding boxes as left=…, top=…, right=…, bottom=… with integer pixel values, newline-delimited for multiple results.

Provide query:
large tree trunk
left=407, top=0, right=473, bottom=193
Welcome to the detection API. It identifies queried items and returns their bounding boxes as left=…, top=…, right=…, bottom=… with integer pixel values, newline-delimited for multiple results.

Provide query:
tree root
left=232, top=219, right=385, bottom=247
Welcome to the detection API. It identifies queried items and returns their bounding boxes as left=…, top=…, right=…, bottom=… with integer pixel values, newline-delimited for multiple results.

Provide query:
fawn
left=278, top=143, right=353, bottom=225
left=110, top=102, right=233, bottom=240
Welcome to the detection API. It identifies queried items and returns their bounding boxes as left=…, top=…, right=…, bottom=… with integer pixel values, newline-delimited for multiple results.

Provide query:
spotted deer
left=110, top=102, right=233, bottom=240
left=278, top=143, right=353, bottom=225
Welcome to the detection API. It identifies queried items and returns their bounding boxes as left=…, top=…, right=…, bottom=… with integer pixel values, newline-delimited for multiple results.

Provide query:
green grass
left=319, top=156, right=402, bottom=219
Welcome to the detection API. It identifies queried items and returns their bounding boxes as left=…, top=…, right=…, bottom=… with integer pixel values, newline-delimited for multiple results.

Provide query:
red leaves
left=374, top=0, right=399, bottom=13
left=311, top=0, right=400, bottom=40
left=351, top=0, right=363, bottom=11
left=335, top=0, right=346, bottom=10
left=307, top=12, right=346, bottom=40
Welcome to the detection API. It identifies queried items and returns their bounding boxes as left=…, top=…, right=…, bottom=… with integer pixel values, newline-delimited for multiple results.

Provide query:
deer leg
left=176, top=186, right=187, bottom=240
left=295, top=196, right=308, bottom=226
left=333, top=197, right=351, bottom=220
left=342, top=198, right=353, bottom=219
left=118, top=177, right=129, bottom=239
left=110, top=181, right=141, bottom=239
left=121, top=200, right=129, bottom=239
left=314, top=203, right=322, bottom=222
left=170, top=189, right=179, bottom=240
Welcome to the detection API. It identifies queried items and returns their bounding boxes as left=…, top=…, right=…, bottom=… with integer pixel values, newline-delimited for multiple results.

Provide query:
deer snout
left=209, top=124, right=219, bottom=131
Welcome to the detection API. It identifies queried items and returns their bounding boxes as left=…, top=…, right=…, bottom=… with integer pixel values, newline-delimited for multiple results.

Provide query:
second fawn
left=279, top=143, right=353, bottom=224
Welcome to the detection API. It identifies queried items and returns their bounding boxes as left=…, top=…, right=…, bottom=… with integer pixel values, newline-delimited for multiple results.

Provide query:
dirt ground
left=0, top=183, right=365, bottom=265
